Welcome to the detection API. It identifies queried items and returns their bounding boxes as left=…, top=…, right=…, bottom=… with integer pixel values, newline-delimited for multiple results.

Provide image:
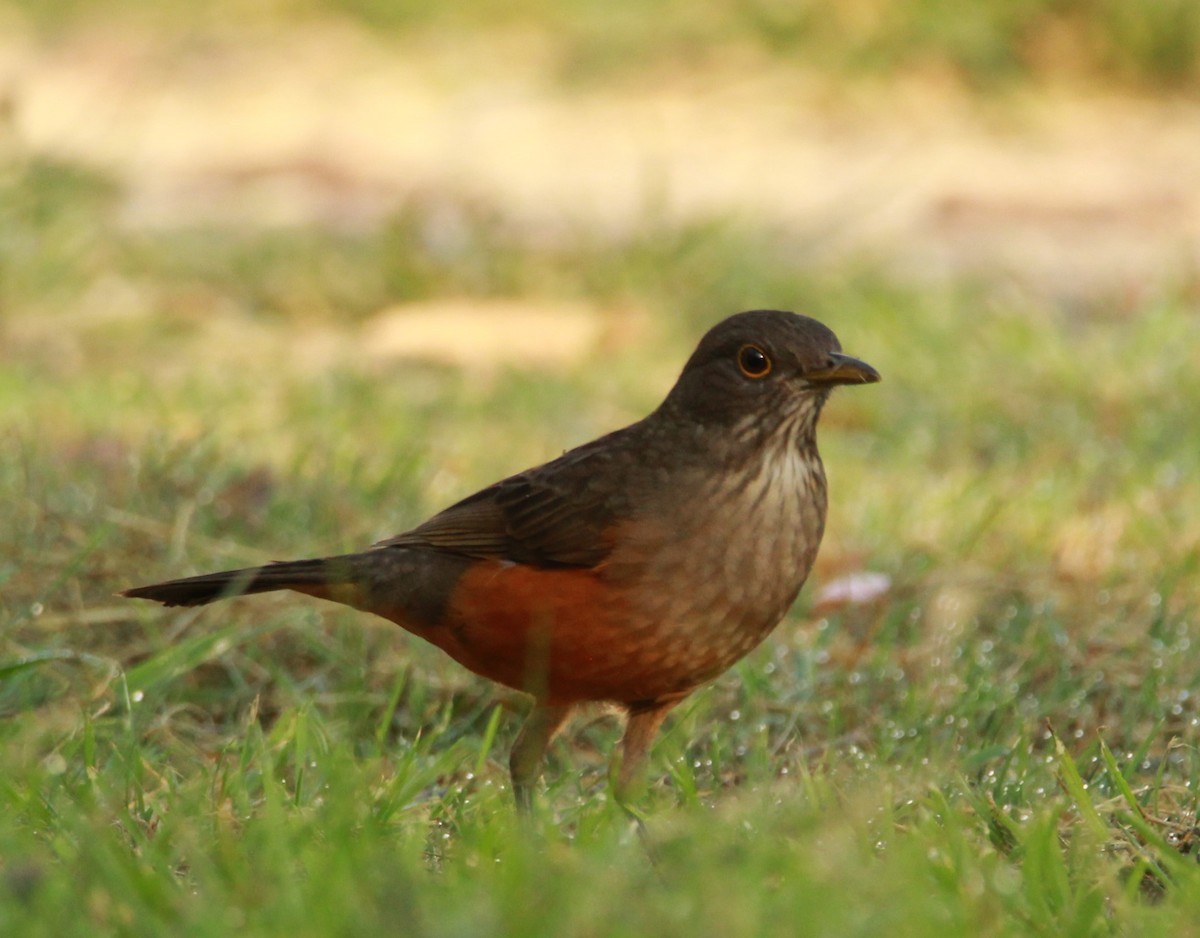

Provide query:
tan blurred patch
left=1054, top=507, right=1129, bottom=580
left=363, top=299, right=606, bottom=370
left=912, top=582, right=984, bottom=701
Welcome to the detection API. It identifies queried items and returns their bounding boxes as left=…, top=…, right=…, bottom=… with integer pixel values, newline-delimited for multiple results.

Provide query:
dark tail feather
left=121, top=558, right=333, bottom=608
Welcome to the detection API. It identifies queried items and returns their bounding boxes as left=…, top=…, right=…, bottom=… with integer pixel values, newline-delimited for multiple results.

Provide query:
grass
left=10, top=0, right=1200, bottom=91
left=4, top=94, right=1200, bottom=937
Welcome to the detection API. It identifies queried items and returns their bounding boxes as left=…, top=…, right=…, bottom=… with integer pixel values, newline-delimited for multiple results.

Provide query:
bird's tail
left=121, top=557, right=343, bottom=608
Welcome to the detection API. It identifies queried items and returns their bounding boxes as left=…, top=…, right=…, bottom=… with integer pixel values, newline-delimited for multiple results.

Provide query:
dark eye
left=737, top=344, right=772, bottom=379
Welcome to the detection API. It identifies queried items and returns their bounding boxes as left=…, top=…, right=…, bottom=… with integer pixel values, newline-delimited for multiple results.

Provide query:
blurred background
left=4, top=1, right=1200, bottom=930
left=6, top=0, right=1200, bottom=717
left=6, top=0, right=1200, bottom=769
left=4, top=0, right=1199, bottom=328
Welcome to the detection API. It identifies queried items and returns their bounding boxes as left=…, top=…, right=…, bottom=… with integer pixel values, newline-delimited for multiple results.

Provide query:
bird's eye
left=737, top=344, right=772, bottom=379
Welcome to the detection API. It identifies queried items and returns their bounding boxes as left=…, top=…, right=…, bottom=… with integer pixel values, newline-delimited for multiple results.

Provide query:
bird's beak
left=806, top=352, right=881, bottom=386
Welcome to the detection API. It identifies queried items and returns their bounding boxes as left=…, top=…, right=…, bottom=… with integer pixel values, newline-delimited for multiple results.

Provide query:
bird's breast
left=601, top=441, right=828, bottom=685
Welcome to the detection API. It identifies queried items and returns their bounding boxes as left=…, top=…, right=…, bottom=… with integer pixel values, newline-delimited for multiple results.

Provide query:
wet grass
left=4, top=139, right=1200, bottom=935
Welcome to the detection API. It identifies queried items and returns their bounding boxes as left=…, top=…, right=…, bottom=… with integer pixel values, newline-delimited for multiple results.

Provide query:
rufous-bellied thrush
left=123, top=309, right=880, bottom=810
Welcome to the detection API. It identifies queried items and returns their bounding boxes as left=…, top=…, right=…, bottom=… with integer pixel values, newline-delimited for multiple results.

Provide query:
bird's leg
left=509, top=702, right=573, bottom=813
left=612, top=700, right=678, bottom=815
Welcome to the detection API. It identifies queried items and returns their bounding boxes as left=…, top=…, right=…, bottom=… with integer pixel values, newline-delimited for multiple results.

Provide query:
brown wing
left=375, top=432, right=634, bottom=568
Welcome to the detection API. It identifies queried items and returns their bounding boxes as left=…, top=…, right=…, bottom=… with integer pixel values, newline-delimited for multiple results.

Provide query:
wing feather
left=375, top=435, right=631, bottom=568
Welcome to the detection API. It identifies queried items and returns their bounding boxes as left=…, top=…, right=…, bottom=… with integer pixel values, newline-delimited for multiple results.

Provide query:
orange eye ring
left=737, top=344, right=772, bottom=379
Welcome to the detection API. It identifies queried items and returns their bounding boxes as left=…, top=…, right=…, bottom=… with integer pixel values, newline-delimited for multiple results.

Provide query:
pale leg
left=509, top=703, right=573, bottom=813
left=614, top=700, right=678, bottom=807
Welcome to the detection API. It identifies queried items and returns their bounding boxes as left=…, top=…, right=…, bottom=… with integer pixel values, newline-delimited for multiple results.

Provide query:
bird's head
left=661, top=309, right=880, bottom=439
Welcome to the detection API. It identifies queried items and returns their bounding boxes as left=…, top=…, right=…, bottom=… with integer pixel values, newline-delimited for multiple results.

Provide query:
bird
left=122, top=309, right=880, bottom=811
